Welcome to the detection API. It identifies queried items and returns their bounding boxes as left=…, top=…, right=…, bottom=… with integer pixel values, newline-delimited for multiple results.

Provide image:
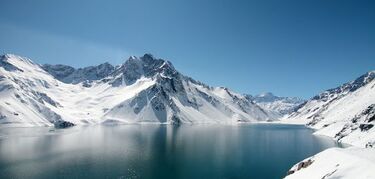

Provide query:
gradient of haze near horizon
left=0, top=0, right=374, bottom=99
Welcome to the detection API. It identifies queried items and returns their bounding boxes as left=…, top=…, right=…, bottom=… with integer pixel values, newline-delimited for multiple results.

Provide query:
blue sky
left=0, top=0, right=374, bottom=98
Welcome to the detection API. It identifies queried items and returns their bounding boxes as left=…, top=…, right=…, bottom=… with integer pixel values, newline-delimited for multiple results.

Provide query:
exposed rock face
left=54, top=120, right=75, bottom=129
left=286, top=158, right=314, bottom=176
left=42, top=62, right=115, bottom=84
left=334, top=104, right=375, bottom=142
left=107, top=54, right=179, bottom=87
left=41, top=64, right=75, bottom=81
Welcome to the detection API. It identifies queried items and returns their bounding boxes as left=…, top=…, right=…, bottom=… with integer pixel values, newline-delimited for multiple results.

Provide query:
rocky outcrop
left=286, top=158, right=314, bottom=176
left=54, top=120, right=75, bottom=129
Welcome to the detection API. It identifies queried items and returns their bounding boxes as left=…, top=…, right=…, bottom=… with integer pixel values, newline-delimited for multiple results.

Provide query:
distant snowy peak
left=255, top=92, right=277, bottom=101
left=253, top=92, right=304, bottom=103
left=250, top=92, right=305, bottom=116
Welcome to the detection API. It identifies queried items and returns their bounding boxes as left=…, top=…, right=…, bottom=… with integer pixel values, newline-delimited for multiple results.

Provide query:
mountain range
left=1, top=53, right=374, bottom=144
left=0, top=54, right=304, bottom=127
left=249, top=92, right=305, bottom=116
left=1, top=53, right=374, bottom=179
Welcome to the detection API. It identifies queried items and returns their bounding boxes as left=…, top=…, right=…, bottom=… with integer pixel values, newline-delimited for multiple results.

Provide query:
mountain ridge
left=284, top=70, right=375, bottom=147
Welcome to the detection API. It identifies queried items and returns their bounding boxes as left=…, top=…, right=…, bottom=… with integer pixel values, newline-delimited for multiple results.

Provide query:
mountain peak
left=109, top=54, right=178, bottom=86
left=141, top=53, right=155, bottom=61
left=123, top=54, right=173, bottom=69
left=251, top=92, right=305, bottom=116
left=1, top=54, right=31, bottom=64
left=254, top=92, right=279, bottom=102
left=0, top=54, right=37, bottom=72
left=128, top=55, right=137, bottom=60
left=1, top=54, right=18, bottom=60
left=257, top=92, right=275, bottom=98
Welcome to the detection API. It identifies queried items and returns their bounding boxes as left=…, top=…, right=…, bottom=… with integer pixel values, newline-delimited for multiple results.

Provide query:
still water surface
left=0, top=124, right=343, bottom=179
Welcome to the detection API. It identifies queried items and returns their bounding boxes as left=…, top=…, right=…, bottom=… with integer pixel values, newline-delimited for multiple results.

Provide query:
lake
left=0, top=124, right=343, bottom=179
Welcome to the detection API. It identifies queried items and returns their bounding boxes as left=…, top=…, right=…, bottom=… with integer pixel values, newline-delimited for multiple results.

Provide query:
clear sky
left=0, top=0, right=374, bottom=99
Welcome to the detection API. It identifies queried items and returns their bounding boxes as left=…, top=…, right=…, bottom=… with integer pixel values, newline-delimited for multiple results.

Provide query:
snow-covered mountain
left=284, top=71, right=375, bottom=147
left=249, top=92, right=305, bottom=117
left=0, top=54, right=276, bottom=127
left=283, top=72, right=375, bottom=179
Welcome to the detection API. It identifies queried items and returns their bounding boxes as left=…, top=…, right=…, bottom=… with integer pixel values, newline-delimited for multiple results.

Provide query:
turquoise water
left=0, top=124, right=343, bottom=179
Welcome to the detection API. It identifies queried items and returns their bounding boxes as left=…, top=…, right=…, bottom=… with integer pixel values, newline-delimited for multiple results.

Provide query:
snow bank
left=285, top=147, right=375, bottom=179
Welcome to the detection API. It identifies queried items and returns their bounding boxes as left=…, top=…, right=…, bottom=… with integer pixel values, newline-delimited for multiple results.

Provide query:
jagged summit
left=109, top=54, right=178, bottom=86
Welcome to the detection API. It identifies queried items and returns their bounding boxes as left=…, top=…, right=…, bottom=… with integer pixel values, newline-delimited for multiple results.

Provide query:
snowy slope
left=0, top=54, right=276, bottom=127
left=285, top=147, right=375, bottom=179
left=250, top=92, right=305, bottom=117
left=283, top=71, right=375, bottom=147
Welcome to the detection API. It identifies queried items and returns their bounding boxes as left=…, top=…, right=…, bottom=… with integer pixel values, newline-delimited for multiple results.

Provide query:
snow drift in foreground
left=285, top=147, right=375, bottom=179
left=283, top=71, right=375, bottom=147
left=1, top=54, right=299, bottom=127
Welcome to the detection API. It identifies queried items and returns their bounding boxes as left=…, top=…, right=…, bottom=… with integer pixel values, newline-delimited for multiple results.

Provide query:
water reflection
left=0, top=124, right=342, bottom=179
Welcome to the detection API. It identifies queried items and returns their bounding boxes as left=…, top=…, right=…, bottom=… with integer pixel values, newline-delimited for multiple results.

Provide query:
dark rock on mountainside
left=334, top=104, right=375, bottom=141
left=42, top=62, right=115, bottom=84
left=54, top=120, right=75, bottom=129
left=108, top=54, right=178, bottom=87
